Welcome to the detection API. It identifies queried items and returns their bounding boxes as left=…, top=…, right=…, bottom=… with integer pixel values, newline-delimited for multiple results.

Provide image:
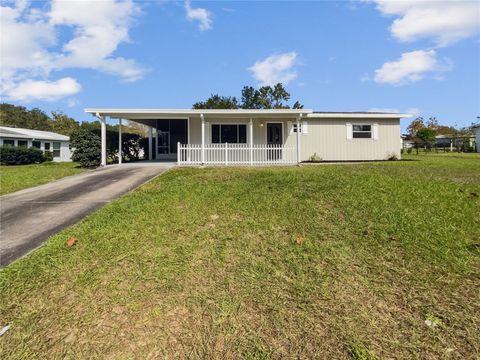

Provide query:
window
left=53, top=142, right=61, bottom=157
left=211, top=124, right=247, bottom=143
left=44, top=142, right=51, bottom=151
left=32, top=141, right=41, bottom=149
left=292, top=123, right=302, bottom=133
left=3, top=139, right=14, bottom=146
left=17, top=140, right=28, bottom=147
left=352, top=125, right=372, bottom=139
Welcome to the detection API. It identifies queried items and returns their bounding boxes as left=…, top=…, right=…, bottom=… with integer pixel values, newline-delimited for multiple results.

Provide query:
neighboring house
left=85, top=108, right=410, bottom=166
left=435, top=134, right=475, bottom=149
left=0, top=127, right=72, bottom=162
left=401, top=135, right=415, bottom=149
left=473, top=124, right=480, bottom=153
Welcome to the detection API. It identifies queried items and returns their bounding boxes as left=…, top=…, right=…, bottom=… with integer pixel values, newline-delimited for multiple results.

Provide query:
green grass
left=1, top=153, right=479, bottom=358
left=0, top=162, right=85, bottom=195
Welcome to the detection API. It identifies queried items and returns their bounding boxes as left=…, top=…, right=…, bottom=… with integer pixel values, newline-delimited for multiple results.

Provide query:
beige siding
left=298, top=118, right=401, bottom=161
left=167, top=116, right=401, bottom=161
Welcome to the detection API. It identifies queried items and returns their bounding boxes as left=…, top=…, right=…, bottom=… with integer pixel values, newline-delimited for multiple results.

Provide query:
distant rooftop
left=0, top=126, right=69, bottom=141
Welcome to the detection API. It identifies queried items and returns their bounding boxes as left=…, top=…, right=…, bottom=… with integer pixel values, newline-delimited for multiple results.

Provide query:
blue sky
left=1, top=0, right=479, bottom=132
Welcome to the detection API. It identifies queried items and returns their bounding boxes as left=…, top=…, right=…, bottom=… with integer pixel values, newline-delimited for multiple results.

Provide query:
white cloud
left=249, top=52, right=299, bottom=86
left=0, top=0, right=144, bottom=101
left=369, top=0, right=480, bottom=46
left=373, top=50, right=451, bottom=85
left=5, top=78, right=82, bottom=101
left=185, top=0, right=212, bottom=31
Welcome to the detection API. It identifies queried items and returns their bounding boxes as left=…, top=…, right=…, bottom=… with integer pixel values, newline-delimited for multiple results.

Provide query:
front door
left=266, top=123, right=283, bottom=160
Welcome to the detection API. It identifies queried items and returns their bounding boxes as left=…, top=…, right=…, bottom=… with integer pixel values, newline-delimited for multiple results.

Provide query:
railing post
left=225, top=142, right=228, bottom=165
left=201, top=114, right=205, bottom=165
left=177, top=142, right=180, bottom=165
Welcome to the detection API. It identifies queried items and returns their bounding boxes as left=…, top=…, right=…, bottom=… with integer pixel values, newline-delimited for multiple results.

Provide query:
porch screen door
left=266, top=123, right=283, bottom=160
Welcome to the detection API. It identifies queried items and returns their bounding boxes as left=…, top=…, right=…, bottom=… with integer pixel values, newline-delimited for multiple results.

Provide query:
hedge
left=0, top=146, right=47, bottom=165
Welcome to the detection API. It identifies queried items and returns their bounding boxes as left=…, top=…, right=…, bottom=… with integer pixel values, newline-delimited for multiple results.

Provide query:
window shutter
left=346, top=123, right=353, bottom=140
left=372, top=123, right=379, bottom=140
left=287, top=121, right=293, bottom=134
left=302, top=121, right=308, bottom=134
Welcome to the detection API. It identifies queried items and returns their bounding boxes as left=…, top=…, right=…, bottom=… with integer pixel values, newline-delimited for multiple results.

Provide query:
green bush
left=43, top=151, right=53, bottom=162
left=70, top=129, right=101, bottom=167
left=407, top=147, right=413, bottom=154
left=0, top=145, right=46, bottom=165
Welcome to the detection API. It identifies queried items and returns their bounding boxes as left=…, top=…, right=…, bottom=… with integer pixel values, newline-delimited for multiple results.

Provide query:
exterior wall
left=297, top=118, right=401, bottom=161
left=0, top=137, right=72, bottom=162
left=186, top=116, right=401, bottom=161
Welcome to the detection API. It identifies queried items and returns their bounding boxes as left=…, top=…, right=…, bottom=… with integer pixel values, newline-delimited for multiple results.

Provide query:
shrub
left=70, top=129, right=101, bottom=167
left=0, top=146, right=46, bottom=165
left=43, top=151, right=53, bottom=162
left=308, top=152, right=322, bottom=162
left=386, top=152, right=399, bottom=161
left=407, top=147, right=413, bottom=154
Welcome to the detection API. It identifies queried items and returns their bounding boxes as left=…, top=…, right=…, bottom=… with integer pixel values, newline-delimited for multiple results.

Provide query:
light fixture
left=260, top=122, right=264, bottom=127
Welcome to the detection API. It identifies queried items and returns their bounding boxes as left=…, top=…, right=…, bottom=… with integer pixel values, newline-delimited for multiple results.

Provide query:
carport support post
left=249, top=118, right=253, bottom=165
left=296, top=114, right=302, bottom=164
left=98, top=113, right=107, bottom=167
left=118, top=119, right=122, bottom=164
left=201, top=113, right=205, bottom=164
left=148, top=126, right=153, bottom=160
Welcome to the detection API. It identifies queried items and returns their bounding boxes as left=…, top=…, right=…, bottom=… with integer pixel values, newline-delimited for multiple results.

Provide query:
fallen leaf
left=295, top=234, right=303, bottom=245
left=210, top=214, right=219, bottom=221
left=66, top=236, right=77, bottom=247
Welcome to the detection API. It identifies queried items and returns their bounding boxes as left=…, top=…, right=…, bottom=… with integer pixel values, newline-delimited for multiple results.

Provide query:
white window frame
left=289, top=121, right=308, bottom=135
left=52, top=142, right=61, bottom=158
left=352, top=124, right=373, bottom=139
left=210, top=123, right=248, bottom=144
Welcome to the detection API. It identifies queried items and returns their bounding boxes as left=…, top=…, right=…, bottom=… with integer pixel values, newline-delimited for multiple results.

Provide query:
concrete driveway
left=0, top=163, right=174, bottom=266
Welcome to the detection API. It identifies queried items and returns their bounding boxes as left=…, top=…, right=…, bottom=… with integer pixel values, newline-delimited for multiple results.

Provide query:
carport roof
left=85, top=108, right=410, bottom=120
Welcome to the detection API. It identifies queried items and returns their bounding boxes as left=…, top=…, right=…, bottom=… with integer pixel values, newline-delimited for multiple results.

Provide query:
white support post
left=177, top=142, right=180, bottom=165
left=148, top=126, right=153, bottom=160
left=296, top=114, right=302, bottom=164
left=200, top=114, right=205, bottom=165
left=98, top=113, right=107, bottom=167
left=118, top=118, right=122, bottom=164
left=249, top=118, right=253, bottom=165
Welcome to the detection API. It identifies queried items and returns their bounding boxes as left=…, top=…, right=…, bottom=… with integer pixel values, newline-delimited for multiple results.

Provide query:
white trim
left=372, top=123, right=379, bottom=140
left=118, top=118, right=122, bottom=164
left=307, top=113, right=410, bottom=119
left=346, top=123, right=353, bottom=141
left=302, top=120, right=308, bottom=134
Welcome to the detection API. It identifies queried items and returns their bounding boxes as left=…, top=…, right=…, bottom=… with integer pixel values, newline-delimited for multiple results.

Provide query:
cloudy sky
left=1, top=0, right=479, bottom=131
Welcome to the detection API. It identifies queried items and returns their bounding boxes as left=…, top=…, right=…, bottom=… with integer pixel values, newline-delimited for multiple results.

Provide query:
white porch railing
left=177, top=143, right=296, bottom=166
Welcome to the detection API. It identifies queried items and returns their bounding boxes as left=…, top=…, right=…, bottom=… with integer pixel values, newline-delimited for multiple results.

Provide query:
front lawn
left=1, top=154, right=479, bottom=358
left=0, top=162, right=84, bottom=195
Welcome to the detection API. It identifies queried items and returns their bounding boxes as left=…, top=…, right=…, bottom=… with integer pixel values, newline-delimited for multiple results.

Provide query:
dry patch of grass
left=1, top=153, right=479, bottom=358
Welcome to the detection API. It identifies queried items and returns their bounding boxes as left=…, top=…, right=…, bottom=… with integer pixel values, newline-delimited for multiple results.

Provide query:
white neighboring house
left=86, top=108, right=410, bottom=166
left=0, top=127, right=72, bottom=162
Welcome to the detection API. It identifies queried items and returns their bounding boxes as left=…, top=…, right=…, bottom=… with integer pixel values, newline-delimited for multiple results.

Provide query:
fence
left=177, top=143, right=297, bottom=166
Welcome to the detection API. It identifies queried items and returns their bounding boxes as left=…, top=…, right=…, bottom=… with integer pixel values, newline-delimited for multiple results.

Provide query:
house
left=0, top=127, right=72, bottom=162
left=435, top=134, right=476, bottom=150
left=85, top=109, right=410, bottom=166
left=473, top=124, right=480, bottom=153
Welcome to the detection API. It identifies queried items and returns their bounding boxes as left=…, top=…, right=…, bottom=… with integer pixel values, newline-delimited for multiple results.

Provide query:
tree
left=192, top=94, right=239, bottom=109
left=70, top=129, right=101, bottom=167
left=194, top=83, right=304, bottom=109
left=51, top=111, right=80, bottom=136
left=415, top=127, right=437, bottom=149
left=0, top=103, right=53, bottom=131
left=406, top=117, right=425, bottom=138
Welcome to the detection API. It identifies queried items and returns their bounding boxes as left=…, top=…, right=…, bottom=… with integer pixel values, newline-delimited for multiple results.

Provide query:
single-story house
left=0, top=126, right=72, bottom=162
left=473, top=124, right=480, bottom=153
left=85, top=108, right=410, bottom=166
left=435, top=134, right=476, bottom=149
